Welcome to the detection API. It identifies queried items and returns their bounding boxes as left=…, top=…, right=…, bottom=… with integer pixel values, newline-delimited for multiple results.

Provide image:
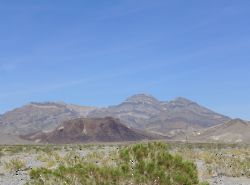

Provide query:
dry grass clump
left=4, top=158, right=26, bottom=172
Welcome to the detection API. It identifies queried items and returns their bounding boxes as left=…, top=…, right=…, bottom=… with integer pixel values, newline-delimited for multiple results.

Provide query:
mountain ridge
left=0, top=94, right=232, bottom=139
left=88, top=94, right=231, bottom=136
left=0, top=102, right=96, bottom=135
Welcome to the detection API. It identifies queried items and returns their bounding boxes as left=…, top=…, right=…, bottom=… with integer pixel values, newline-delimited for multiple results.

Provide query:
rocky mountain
left=88, top=94, right=166, bottom=128
left=88, top=94, right=230, bottom=136
left=22, top=117, right=159, bottom=144
left=0, top=102, right=95, bottom=135
left=145, top=97, right=230, bottom=136
left=189, top=119, right=250, bottom=143
left=0, top=94, right=231, bottom=138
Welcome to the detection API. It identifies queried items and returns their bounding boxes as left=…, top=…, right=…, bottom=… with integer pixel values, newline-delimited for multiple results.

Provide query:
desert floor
left=0, top=141, right=249, bottom=185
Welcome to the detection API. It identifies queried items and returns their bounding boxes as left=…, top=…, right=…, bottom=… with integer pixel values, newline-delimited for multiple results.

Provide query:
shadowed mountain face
left=0, top=102, right=95, bottom=135
left=22, top=117, right=158, bottom=144
left=190, top=119, right=250, bottom=143
left=88, top=94, right=230, bottom=136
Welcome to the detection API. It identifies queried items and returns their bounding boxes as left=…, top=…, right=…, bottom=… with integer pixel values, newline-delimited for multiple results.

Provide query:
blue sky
left=0, top=0, right=250, bottom=119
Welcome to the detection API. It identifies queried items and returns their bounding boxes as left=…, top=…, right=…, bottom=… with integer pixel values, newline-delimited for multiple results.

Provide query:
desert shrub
left=27, top=142, right=202, bottom=185
left=118, top=142, right=199, bottom=185
left=4, top=158, right=26, bottom=172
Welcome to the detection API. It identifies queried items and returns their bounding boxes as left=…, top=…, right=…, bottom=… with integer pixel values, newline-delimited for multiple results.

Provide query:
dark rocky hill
left=22, top=117, right=160, bottom=144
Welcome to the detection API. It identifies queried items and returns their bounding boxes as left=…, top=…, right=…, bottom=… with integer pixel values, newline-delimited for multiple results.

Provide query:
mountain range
left=0, top=94, right=248, bottom=144
left=88, top=94, right=230, bottom=136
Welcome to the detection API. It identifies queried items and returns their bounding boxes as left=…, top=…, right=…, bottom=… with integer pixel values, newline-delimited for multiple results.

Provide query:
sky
left=0, top=0, right=250, bottom=119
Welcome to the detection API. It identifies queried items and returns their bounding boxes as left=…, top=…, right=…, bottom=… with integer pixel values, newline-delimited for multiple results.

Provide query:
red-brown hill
left=22, top=117, right=161, bottom=144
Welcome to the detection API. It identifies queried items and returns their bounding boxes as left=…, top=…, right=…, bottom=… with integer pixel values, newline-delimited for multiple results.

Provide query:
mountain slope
left=88, top=94, right=230, bottom=136
left=190, top=119, right=250, bottom=143
left=22, top=117, right=159, bottom=144
left=146, top=97, right=230, bottom=136
left=88, top=94, right=166, bottom=128
left=0, top=102, right=95, bottom=135
left=0, top=134, right=34, bottom=145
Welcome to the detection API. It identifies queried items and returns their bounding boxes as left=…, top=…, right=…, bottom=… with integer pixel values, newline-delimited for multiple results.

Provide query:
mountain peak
left=125, top=94, right=159, bottom=104
left=171, top=97, right=196, bottom=105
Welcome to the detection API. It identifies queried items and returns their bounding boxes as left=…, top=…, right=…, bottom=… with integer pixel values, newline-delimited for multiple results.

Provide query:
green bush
left=27, top=142, right=201, bottom=185
left=118, top=142, right=199, bottom=185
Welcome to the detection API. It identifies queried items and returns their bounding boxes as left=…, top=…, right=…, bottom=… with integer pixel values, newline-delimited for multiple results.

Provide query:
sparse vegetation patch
left=26, top=142, right=204, bottom=185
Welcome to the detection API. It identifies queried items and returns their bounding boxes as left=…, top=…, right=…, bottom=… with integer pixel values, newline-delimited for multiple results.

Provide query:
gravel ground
left=0, top=145, right=249, bottom=185
left=0, top=170, right=29, bottom=185
left=196, top=159, right=250, bottom=185
left=209, top=176, right=250, bottom=185
left=0, top=153, right=45, bottom=185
